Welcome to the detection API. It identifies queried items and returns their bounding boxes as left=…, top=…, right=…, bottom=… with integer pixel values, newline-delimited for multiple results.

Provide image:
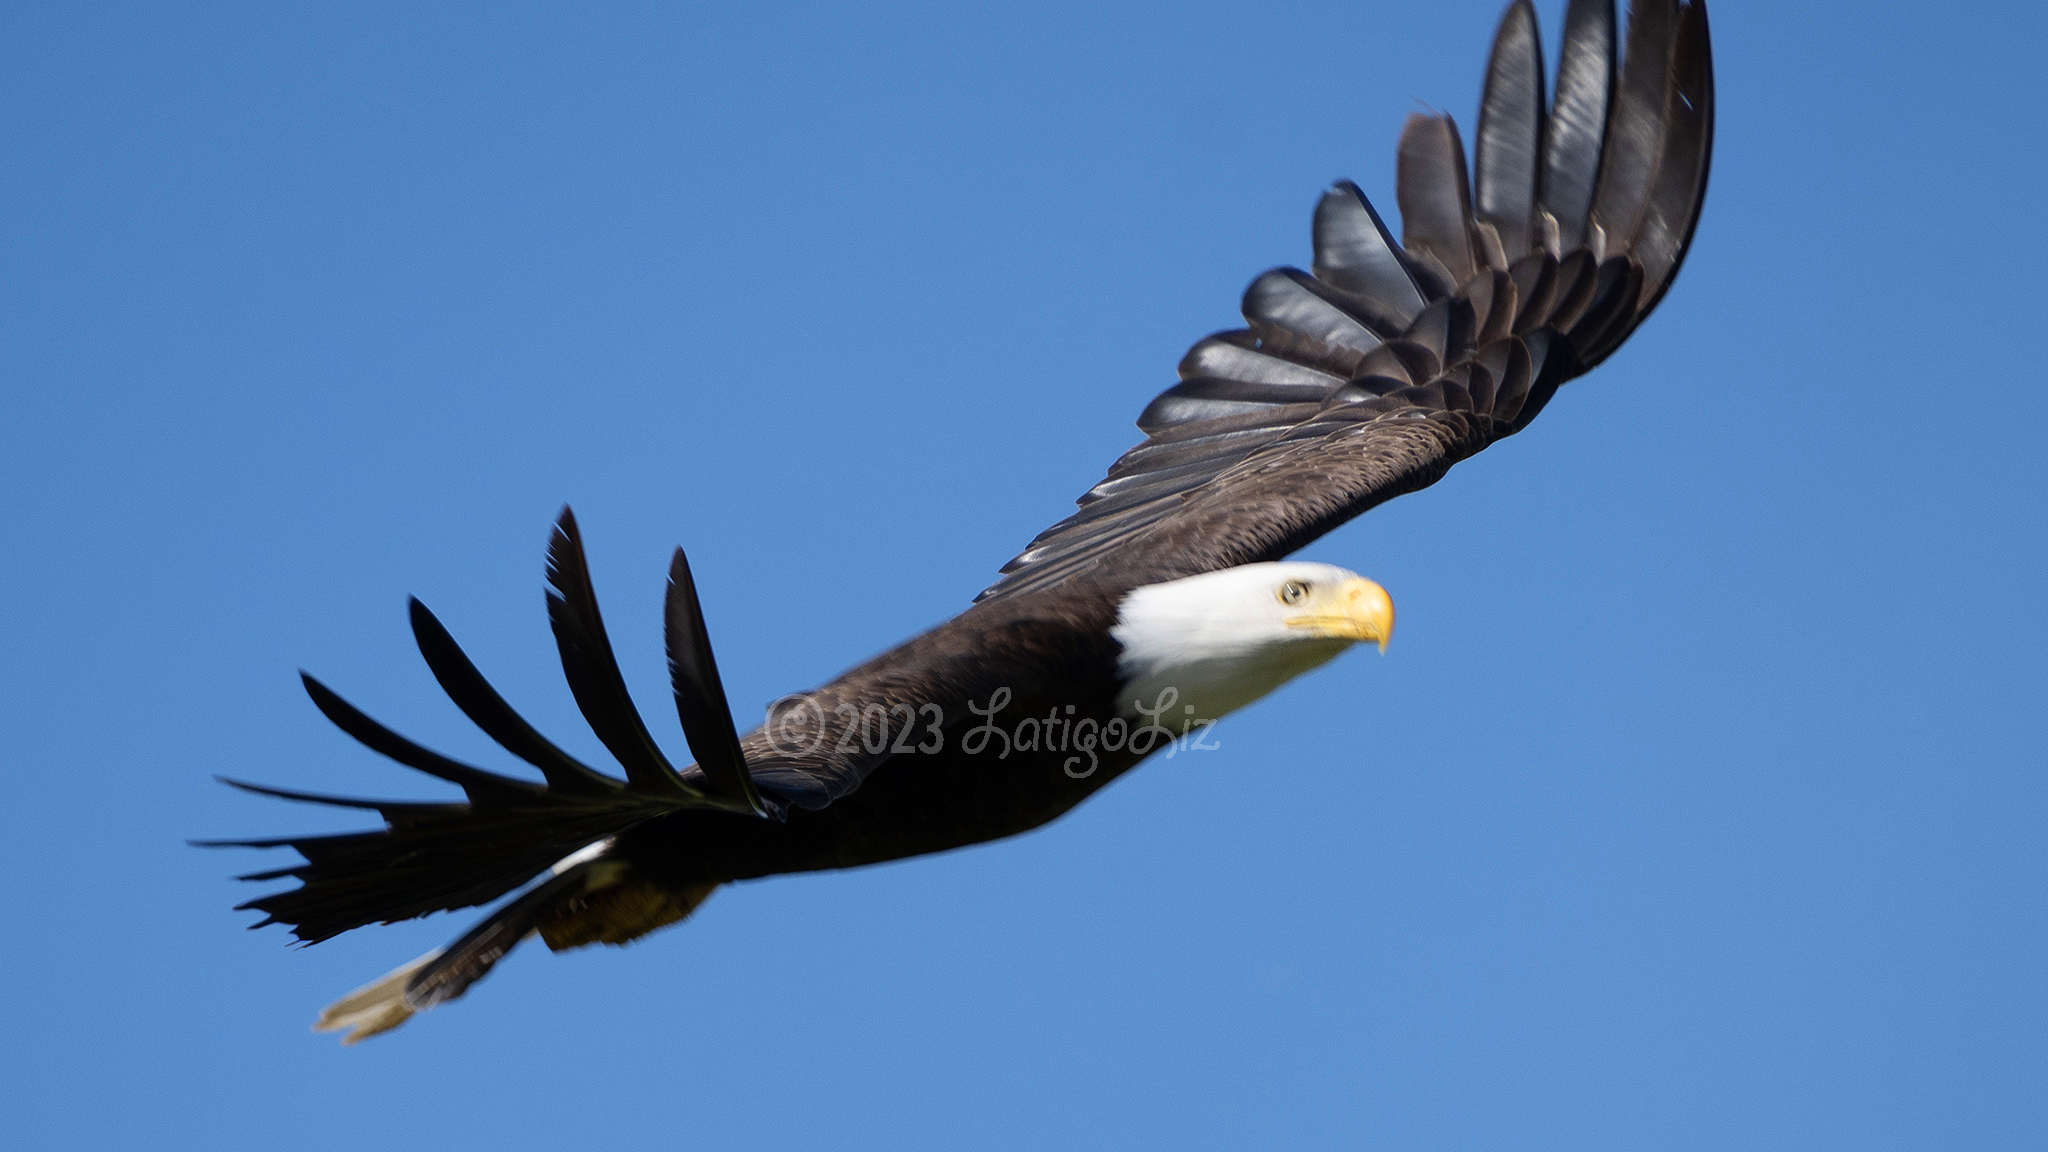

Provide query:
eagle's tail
left=311, top=856, right=721, bottom=1045
left=199, top=507, right=770, bottom=1038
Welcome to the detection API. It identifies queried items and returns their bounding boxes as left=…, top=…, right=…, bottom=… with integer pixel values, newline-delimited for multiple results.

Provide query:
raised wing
left=202, top=507, right=779, bottom=944
left=979, top=0, right=1711, bottom=603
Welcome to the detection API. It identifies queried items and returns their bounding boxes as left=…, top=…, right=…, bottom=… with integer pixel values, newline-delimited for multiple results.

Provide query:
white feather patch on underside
left=550, top=837, right=614, bottom=875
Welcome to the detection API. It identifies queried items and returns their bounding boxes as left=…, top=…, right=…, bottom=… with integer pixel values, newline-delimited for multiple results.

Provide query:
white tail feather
left=312, top=948, right=444, bottom=1045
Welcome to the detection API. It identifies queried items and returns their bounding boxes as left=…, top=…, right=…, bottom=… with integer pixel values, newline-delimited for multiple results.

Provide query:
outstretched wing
left=202, top=508, right=777, bottom=944
left=978, top=0, right=1711, bottom=603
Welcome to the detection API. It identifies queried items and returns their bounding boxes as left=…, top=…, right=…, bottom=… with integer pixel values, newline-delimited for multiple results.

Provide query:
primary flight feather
left=206, top=0, right=1713, bottom=1043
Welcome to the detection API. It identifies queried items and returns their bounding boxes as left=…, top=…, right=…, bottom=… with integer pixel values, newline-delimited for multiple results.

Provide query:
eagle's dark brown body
left=634, top=594, right=1137, bottom=886
left=211, top=0, right=1713, bottom=1037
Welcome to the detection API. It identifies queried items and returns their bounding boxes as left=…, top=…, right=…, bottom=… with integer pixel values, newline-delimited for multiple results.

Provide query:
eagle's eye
left=1279, top=581, right=1310, bottom=606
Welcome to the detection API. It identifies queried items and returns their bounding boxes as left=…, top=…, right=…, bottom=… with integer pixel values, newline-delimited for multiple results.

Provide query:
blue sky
left=3, top=1, right=2044, bottom=1147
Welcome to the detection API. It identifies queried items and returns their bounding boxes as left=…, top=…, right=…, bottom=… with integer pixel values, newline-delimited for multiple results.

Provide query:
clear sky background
left=3, top=1, right=2043, bottom=1148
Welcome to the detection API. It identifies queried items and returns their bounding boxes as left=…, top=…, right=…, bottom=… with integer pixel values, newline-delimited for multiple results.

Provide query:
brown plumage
left=206, top=0, right=1713, bottom=1042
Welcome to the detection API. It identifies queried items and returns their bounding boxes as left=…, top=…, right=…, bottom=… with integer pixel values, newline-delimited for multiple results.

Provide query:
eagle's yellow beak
left=1285, top=576, right=1394, bottom=653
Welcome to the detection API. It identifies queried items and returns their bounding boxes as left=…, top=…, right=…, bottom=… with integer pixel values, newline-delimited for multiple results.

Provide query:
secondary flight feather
left=206, top=0, right=1713, bottom=1042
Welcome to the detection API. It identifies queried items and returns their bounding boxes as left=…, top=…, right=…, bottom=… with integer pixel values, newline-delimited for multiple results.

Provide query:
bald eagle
left=208, top=0, right=1713, bottom=1042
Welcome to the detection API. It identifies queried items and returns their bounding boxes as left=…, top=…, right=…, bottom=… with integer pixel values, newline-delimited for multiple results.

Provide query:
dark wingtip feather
left=1474, top=0, right=1546, bottom=261
left=1241, top=267, right=1384, bottom=374
left=663, top=547, right=773, bottom=819
left=1587, top=0, right=1681, bottom=258
left=1541, top=0, right=1617, bottom=252
left=1313, top=181, right=1430, bottom=321
left=407, top=596, right=622, bottom=796
left=540, top=508, right=700, bottom=799
left=1397, top=114, right=1479, bottom=287
left=208, top=775, right=466, bottom=818
left=298, top=671, right=543, bottom=806
left=1630, top=0, right=1713, bottom=315
left=544, top=504, right=581, bottom=597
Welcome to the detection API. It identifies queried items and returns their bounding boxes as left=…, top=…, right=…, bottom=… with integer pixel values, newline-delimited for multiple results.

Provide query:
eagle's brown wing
left=978, top=0, right=1711, bottom=603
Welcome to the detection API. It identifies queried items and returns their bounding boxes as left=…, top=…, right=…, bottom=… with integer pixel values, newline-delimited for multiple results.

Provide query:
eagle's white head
left=1110, top=561, right=1393, bottom=723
